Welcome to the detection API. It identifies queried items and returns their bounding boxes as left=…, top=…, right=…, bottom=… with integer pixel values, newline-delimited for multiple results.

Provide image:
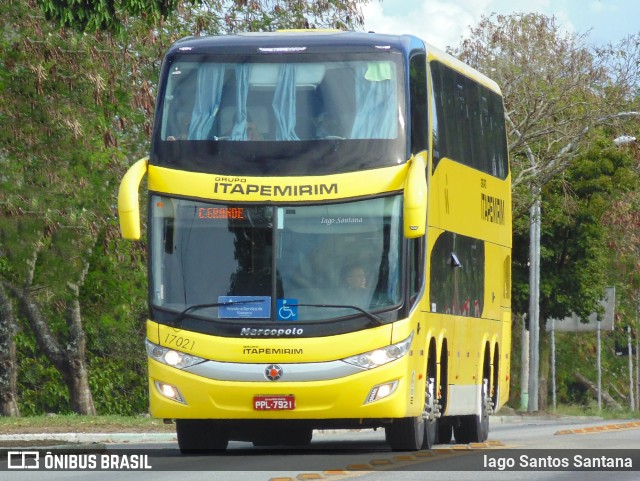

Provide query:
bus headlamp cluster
left=365, top=380, right=399, bottom=404
left=154, top=381, right=186, bottom=404
left=342, top=333, right=413, bottom=369
left=145, top=339, right=205, bottom=369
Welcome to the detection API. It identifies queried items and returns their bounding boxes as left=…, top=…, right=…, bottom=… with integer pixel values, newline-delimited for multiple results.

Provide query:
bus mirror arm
left=403, top=151, right=427, bottom=238
left=118, top=157, right=149, bottom=240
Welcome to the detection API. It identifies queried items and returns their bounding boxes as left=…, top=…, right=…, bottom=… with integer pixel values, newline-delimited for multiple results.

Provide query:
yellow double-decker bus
left=118, top=30, right=511, bottom=452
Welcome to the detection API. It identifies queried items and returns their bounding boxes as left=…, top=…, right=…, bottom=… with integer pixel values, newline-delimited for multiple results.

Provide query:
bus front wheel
left=386, top=415, right=428, bottom=451
left=176, top=419, right=229, bottom=454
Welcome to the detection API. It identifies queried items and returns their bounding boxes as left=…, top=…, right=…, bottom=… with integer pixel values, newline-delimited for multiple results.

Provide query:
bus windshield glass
left=153, top=53, right=407, bottom=175
left=150, top=195, right=403, bottom=323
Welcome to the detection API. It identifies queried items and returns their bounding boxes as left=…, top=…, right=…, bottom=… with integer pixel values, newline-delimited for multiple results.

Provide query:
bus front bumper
left=147, top=355, right=422, bottom=421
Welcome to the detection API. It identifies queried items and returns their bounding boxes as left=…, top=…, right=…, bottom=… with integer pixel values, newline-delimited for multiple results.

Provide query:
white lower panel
left=443, top=384, right=480, bottom=416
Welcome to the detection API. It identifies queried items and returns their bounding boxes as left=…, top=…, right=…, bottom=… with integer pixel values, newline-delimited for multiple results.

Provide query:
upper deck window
left=161, top=58, right=399, bottom=142
left=152, top=52, right=407, bottom=176
left=430, top=61, right=508, bottom=179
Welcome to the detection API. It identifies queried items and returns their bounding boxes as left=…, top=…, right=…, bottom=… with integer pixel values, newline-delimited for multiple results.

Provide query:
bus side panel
left=428, top=158, right=510, bottom=248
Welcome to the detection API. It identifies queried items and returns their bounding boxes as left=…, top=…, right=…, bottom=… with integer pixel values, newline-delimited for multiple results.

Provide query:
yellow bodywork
left=119, top=149, right=512, bottom=419
left=147, top=318, right=426, bottom=420
left=118, top=45, right=512, bottom=423
left=147, top=163, right=409, bottom=203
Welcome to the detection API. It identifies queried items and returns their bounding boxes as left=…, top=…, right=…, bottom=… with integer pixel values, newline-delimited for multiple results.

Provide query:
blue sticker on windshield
left=218, top=296, right=270, bottom=319
left=277, top=298, right=298, bottom=321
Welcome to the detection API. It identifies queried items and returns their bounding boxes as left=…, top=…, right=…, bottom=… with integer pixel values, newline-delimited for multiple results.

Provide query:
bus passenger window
left=429, top=61, right=508, bottom=179
left=350, top=62, right=398, bottom=139
left=409, top=53, right=428, bottom=154
left=430, top=231, right=484, bottom=316
left=408, top=237, right=425, bottom=305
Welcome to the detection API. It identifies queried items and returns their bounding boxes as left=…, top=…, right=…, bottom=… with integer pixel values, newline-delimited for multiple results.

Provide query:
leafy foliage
left=37, top=0, right=368, bottom=33
left=0, top=0, right=371, bottom=415
left=1, top=1, right=167, bottom=415
left=38, top=0, right=189, bottom=32
left=512, top=139, right=640, bottom=324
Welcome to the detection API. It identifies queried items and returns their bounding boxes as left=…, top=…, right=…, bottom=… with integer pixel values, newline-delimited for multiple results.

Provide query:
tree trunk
left=0, top=282, right=20, bottom=416
left=66, top=359, right=96, bottom=415
left=574, top=371, right=622, bottom=410
left=6, top=259, right=96, bottom=415
left=64, top=277, right=96, bottom=416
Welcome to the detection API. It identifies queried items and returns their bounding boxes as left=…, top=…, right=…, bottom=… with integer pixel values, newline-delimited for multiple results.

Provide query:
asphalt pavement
left=0, top=413, right=609, bottom=449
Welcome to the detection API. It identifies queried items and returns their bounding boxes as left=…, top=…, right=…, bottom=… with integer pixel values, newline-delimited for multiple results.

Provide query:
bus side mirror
left=404, top=151, right=427, bottom=238
left=118, top=157, right=148, bottom=240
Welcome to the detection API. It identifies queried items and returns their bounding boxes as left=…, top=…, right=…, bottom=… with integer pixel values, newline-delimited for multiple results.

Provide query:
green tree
left=0, top=0, right=159, bottom=415
left=0, top=0, right=371, bottom=415
left=37, top=0, right=368, bottom=33
left=453, top=13, right=640, bottom=410
left=0, top=2, right=141, bottom=414
left=535, top=139, right=639, bottom=322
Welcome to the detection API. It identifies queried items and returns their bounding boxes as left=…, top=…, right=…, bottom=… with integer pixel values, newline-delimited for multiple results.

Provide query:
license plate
left=253, top=395, right=295, bottom=411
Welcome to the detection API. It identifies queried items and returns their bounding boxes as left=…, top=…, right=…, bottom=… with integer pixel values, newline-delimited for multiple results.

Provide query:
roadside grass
left=552, top=403, right=639, bottom=420
left=0, top=414, right=175, bottom=434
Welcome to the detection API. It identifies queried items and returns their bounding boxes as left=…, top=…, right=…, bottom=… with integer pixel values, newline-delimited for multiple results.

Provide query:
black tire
left=436, top=418, right=453, bottom=444
left=423, top=417, right=435, bottom=450
left=386, top=416, right=425, bottom=451
left=453, top=415, right=477, bottom=444
left=252, top=427, right=313, bottom=447
left=282, top=427, right=313, bottom=447
left=453, top=379, right=490, bottom=444
left=176, top=419, right=229, bottom=454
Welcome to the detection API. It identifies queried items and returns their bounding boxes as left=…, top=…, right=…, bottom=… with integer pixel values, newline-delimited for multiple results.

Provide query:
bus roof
left=168, top=30, right=422, bottom=56
left=167, top=30, right=501, bottom=95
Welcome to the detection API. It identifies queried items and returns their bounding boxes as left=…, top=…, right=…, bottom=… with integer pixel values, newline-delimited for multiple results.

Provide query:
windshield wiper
left=168, top=299, right=266, bottom=326
left=290, top=303, right=384, bottom=327
left=167, top=300, right=384, bottom=327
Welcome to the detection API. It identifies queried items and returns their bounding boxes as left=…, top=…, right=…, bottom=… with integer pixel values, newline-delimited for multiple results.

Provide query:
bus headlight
left=154, top=381, right=187, bottom=403
left=146, top=339, right=206, bottom=369
left=365, top=380, right=399, bottom=404
left=342, top=332, right=413, bottom=369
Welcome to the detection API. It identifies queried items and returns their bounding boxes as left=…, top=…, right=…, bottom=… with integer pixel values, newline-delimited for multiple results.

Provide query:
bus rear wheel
left=453, top=378, right=490, bottom=444
left=176, top=419, right=229, bottom=453
left=283, top=427, right=313, bottom=446
left=252, top=427, right=313, bottom=447
left=436, top=418, right=453, bottom=444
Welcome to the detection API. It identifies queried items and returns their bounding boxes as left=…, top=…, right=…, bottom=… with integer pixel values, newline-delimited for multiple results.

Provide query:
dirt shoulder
left=0, top=416, right=175, bottom=435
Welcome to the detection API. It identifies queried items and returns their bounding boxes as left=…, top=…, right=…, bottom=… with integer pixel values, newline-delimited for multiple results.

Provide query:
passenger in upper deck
left=314, top=112, right=344, bottom=139
left=166, top=109, right=191, bottom=141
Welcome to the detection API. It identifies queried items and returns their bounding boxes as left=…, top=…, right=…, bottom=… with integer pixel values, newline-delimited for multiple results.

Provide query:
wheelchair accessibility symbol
left=277, top=299, right=298, bottom=321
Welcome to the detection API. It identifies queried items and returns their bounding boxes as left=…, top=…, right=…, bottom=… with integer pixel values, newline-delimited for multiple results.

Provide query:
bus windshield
left=150, top=195, right=402, bottom=323
left=152, top=52, right=407, bottom=175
